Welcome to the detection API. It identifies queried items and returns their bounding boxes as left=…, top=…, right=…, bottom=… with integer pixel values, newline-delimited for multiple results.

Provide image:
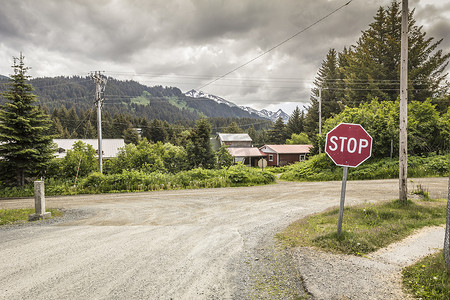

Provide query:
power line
left=196, top=0, right=354, bottom=91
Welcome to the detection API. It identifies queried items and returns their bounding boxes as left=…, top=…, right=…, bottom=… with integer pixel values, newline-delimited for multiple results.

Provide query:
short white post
left=29, top=181, right=51, bottom=221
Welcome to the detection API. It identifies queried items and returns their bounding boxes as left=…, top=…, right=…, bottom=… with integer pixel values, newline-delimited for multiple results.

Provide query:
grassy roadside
left=0, top=208, right=63, bottom=226
left=403, top=250, right=450, bottom=299
left=276, top=198, right=447, bottom=256
left=276, top=197, right=449, bottom=299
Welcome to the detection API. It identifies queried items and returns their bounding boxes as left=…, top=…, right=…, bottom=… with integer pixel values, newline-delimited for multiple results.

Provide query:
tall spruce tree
left=143, top=119, right=168, bottom=143
left=223, top=121, right=244, bottom=133
left=186, top=119, right=216, bottom=169
left=343, top=1, right=449, bottom=105
left=304, top=48, right=344, bottom=144
left=287, top=106, right=304, bottom=135
left=0, top=54, right=55, bottom=187
left=268, top=116, right=288, bottom=144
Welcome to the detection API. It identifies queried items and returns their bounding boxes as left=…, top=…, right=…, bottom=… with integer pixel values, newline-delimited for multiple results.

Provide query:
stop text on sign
left=325, top=123, right=373, bottom=168
left=327, top=136, right=370, bottom=154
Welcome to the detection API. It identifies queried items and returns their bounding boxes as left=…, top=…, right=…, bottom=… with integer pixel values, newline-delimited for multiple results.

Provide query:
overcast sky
left=0, top=0, right=448, bottom=114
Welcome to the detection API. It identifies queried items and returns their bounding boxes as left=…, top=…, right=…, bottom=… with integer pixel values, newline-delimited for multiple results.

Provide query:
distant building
left=53, top=139, right=125, bottom=159
left=259, top=144, right=313, bottom=167
left=216, top=133, right=253, bottom=148
left=227, top=147, right=267, bottom=167
left=212, top=133, right=268, bottom=166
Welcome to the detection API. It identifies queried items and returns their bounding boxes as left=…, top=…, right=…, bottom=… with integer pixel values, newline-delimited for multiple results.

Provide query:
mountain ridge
left=0, top=75, right=289, bottom=123
left=184, top=89, right=289, bottom=123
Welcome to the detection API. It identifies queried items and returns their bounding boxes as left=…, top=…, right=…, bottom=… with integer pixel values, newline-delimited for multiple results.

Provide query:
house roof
left=54, top=139, right=125, bottom=159
left=227, top=147, right=267, bottom=157
left=218, top=133, right=252, bottom=142
left=260, top=144, right=313, bottom=154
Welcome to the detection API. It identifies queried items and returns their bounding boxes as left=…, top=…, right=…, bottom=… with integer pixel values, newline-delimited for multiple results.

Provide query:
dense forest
left=0, top=75, right=275, bottom=144
left=0, top=75, right=265, bottom=122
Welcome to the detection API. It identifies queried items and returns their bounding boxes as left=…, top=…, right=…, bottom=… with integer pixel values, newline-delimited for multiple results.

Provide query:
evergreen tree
left=246, top=126, right=257, bottom=143
left=343, top=2, right=449, bottom=104
left=67, top=107, right=79, bottom=134
left=268, top=117, right=288, bottom=144
left=216, top=144, right=233, bottom=169
left=304, top=48, right=344, bottom=144
left=110, top=113, right=132, bottom=138
left=143, top=119, right=167, bottom=143
left=82, top=120, right=97, bottom=139
left=0, top=54, right=55, bottom=186
left=186, top=119, right=216, bottom=169
left=51, top=118, right=66, bottom=138
left=223, top=121, right=243, bottom=133
left=287, top=106, right=304, bottom=135
left=123, top=127, right=140, bottom=144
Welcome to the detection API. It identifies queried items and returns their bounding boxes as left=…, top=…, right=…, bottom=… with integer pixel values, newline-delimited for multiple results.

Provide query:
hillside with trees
left=0, top=75, right=265, bottom=122
left=0, top=75, right=274, bottom=143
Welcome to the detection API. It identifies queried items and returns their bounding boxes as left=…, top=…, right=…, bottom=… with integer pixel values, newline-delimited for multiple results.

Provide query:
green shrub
left=279, top=154, right=448, bottom=182
left=227, top=164, right=250, bottom=184
left=72, top=166, right=274, bottom=194
left=61, top=141, right=99, bottom=178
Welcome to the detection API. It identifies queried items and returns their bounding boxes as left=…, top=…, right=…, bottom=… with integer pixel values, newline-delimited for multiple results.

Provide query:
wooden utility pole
left=91, top=72, right=107, bottom=174
left=445, top=141, right=450, bottom=270
left=399, top=0, right=408, bottom=203
left=318, top=88, right=322, bottom=154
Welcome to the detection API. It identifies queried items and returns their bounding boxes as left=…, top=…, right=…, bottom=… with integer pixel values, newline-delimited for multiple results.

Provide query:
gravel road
left=0, top=178, right=448, bottom=299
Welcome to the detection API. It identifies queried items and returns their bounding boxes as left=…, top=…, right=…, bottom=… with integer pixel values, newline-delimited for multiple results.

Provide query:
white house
left=53, top=139, right=125, bottom=159
left=216, top=133, right=253, bottom=148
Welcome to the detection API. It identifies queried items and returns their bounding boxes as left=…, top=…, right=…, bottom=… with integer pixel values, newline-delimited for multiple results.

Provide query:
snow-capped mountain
left=184, top=89, right=238, bottom=108
left=184, top=89, right=289, bottom=123
left=259, top=109, right=290, bottom=123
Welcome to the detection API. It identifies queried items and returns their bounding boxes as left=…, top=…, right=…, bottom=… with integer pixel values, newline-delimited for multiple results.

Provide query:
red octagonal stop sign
left=325, top=123, right=372, bottom=167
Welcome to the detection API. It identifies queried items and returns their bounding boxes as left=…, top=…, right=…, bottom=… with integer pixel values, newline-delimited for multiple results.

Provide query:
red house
left=259, top=144, right=313, bottom=167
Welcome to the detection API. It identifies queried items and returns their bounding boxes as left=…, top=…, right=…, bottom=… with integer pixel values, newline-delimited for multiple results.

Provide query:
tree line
left=1, top=1, right=449, bottom=187
left=302, top=1, right=449, bottom=151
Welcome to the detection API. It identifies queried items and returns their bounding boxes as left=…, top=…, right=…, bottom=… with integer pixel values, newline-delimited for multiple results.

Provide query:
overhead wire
left=196, top=0, right=354, bottom=91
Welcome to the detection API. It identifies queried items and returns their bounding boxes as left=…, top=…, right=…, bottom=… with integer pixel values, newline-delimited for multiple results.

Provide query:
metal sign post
left=325, top=123, right=373, bottom=236
left=337, top=166, right=348, bottom=236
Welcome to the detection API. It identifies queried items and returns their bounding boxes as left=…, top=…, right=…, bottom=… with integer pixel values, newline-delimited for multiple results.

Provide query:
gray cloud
left=0, top=0, right=448, bottom=114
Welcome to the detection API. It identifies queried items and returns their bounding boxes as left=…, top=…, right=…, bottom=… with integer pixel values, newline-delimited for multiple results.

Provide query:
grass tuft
left=403, top=250, right=450, bottom=299
left=0, top=208, right=63, bottom=225
left=276, top=199, right=446, bottom=256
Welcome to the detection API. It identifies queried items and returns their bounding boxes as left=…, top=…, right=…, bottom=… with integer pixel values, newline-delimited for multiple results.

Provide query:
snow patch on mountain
left=184, top=89, right=289, bottom=123
left=184, top=89, right=237, bottom=107
left=259, top=108, right=290, bottom=123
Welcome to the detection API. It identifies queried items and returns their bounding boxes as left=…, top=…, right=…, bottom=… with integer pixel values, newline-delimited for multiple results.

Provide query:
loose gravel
left=0, top=178, right=447, bottom=299
left=292, top=226, right=445, bottom=300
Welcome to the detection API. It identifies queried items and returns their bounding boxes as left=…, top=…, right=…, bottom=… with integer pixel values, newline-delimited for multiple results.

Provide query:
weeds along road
left=0, top=178, right=448, bottom=299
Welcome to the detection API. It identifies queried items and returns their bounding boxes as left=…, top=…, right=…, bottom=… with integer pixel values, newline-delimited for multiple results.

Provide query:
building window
left=268, top=154, right=273, bottom=162
left=300, top=154, right=306, bottom=161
